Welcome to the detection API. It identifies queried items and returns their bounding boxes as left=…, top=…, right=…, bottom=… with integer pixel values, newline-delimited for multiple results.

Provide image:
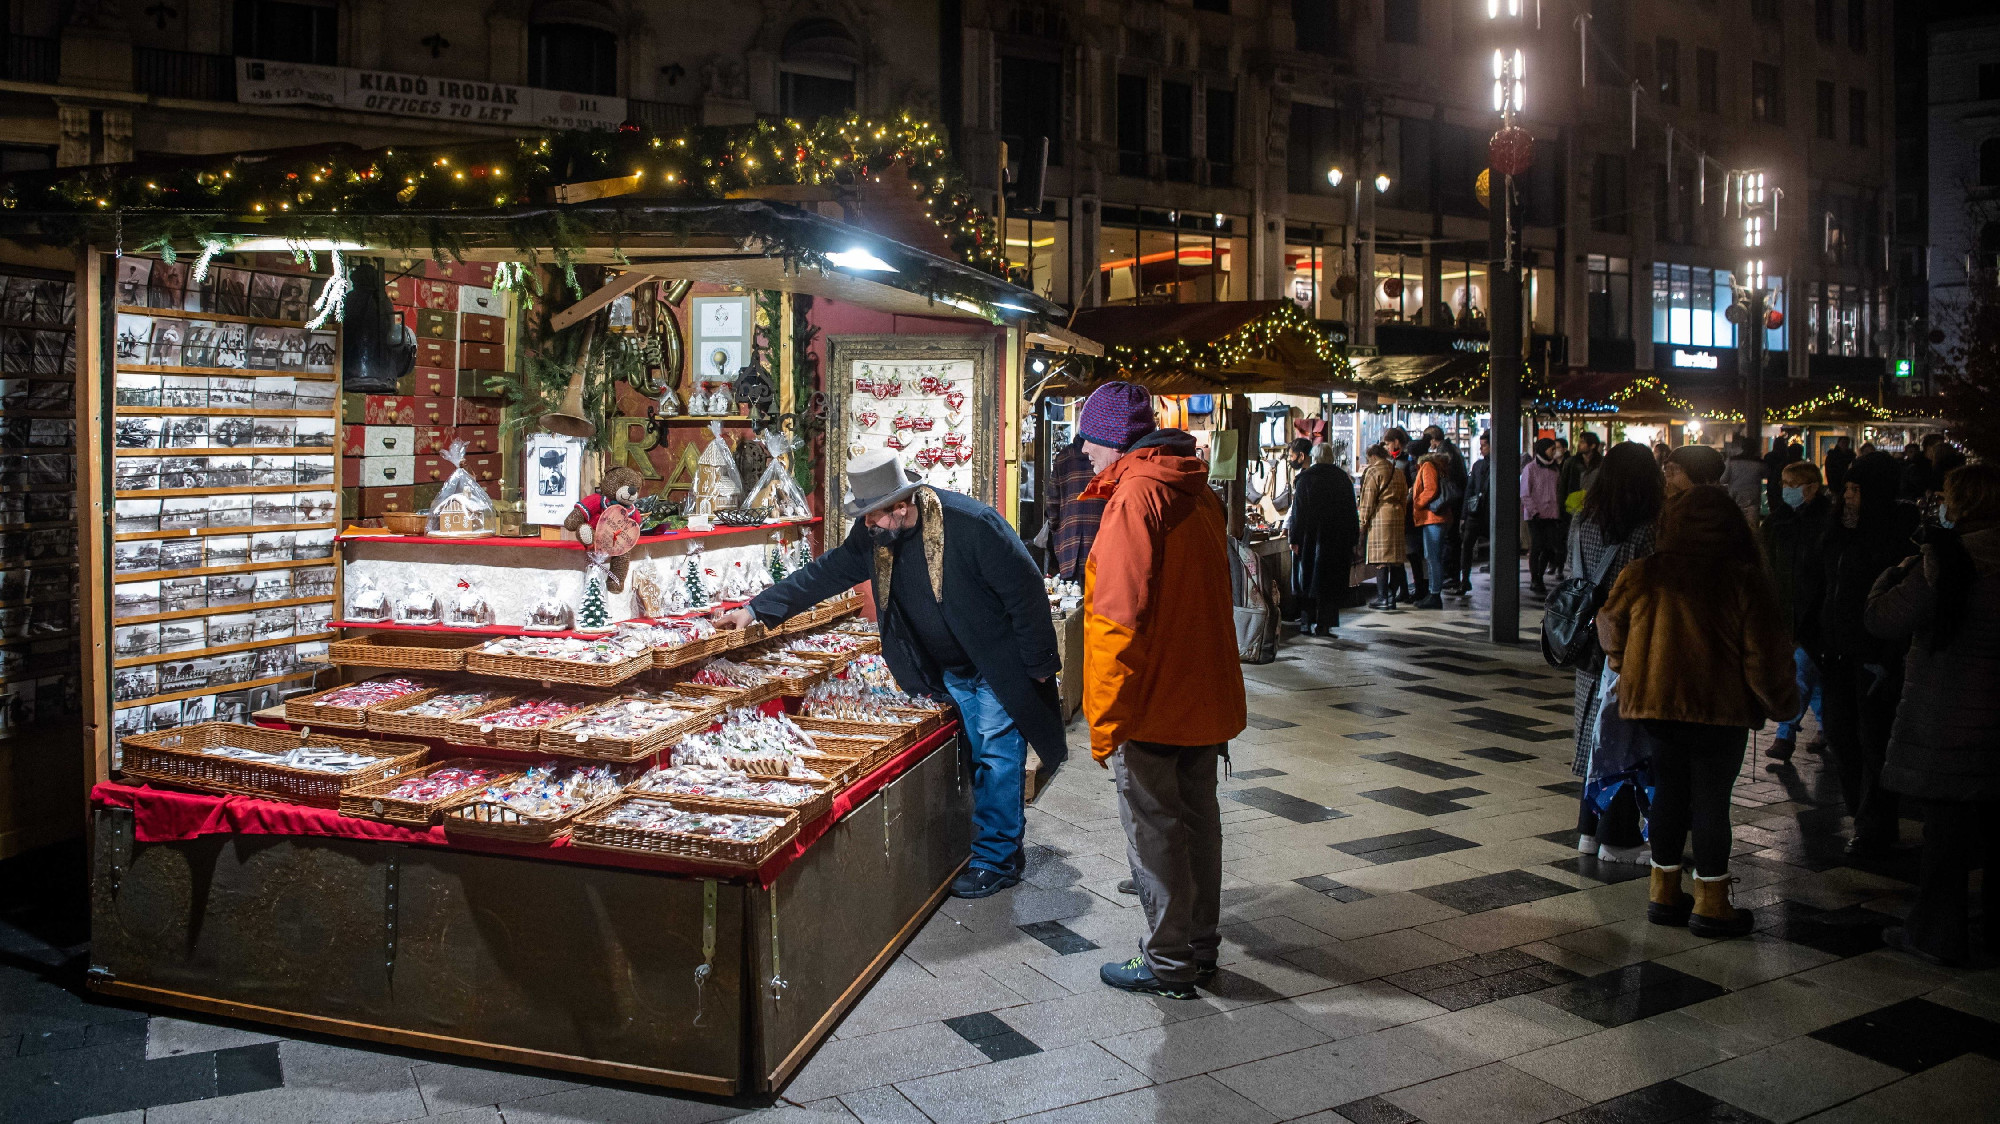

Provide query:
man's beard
left=868, top=523, right=913, bottom=547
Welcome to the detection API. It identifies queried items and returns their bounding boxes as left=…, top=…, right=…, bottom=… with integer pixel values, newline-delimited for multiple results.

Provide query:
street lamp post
left=1730, top=171, right=1780, bottom=452
left=1485, top=0, right=1531, bottom=645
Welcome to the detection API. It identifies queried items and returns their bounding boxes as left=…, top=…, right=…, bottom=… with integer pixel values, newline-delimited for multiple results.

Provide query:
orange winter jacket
left=1411, top=456, right=1451, bottom=527
left=1080, top=432, right=1248, bottom=762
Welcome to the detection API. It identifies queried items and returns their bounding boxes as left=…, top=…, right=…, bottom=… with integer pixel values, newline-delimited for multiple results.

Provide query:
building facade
left=1925, top=12, right=2000, bottom=368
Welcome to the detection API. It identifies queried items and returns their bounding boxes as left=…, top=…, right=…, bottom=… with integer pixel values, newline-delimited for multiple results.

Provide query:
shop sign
left=236, top=59, right=626, bottom=130
left=1451, top=338, right=1490, bottom=353
left=1671, top=348, right=1721, bottom=370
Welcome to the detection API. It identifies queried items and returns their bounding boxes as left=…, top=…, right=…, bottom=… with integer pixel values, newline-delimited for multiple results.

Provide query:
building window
left=1751, top=62, right=1784, bottom=124
left=1809, top=282, right=1874, bottom=356
left=1751, top=0, right=1780, bottom=25
left=1116, top=75, right=1147, bottom=177
left=1696, top=48, right=1718, bottom=112
left=1384, top=0, right=1420, bottom=45
left=1588, top=254, right=1632, bottom=341
left=1098, top=207, right=1247, bottom=305
left=1847, top=0, right=1866, bottom=52
left=0, top=145, right=54, bottom=175
left=1160, top=82, right=1194, bottom=182
left=778, top=20, right=859, bottom=122
left=1656, top=38, right=1679, bottom=104
left=1816, top=81, right=1836, bottom=139
left=234, top=0, right=338, bottom=65
left=1000, top=56, right=1064, bottom=167
left=1815, top=0, right=1834, bottom=40
left=1980, top=138, right=2000, bottom=187
left=1295, top=0, right=1338, bottom=55
left=1591, top=154, right=1628, bottom=234
left=1193, top=0, right=1229, bottom=11
left=1848, top=88, right=1867, bottom=146
left=1286, top=102, right=1343, bottom=196
left=1206, top=87, right=1237, bottom=187
left=1652, top=263, right=1737, bottom=348
left=1589, top=0, right=1625, bottom=85
left=529, top=23, right=618, bottom=96
left=1004, top=214, right=1071, bottom=306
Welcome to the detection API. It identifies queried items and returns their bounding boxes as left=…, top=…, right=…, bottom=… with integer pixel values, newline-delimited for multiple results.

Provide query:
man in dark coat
left=1457, top=430, right=1491, bottom=592
left=1286, top=440, right=1359, bottom=635
left=1817, top=451, right=1920, bottom=857
left=1823, top=436, right=1855, bottom=494
left=719, top=450, right=1063, bottom=899
left=1761, top=460, right=1832, bottom=762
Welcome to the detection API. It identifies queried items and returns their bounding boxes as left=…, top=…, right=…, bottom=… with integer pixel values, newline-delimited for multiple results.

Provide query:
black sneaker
left=950, top=868, right=1020, bottom=899
left=1116, top=878, right=1138, bottom=895
left=1195, top=960, right=1219, bottom=983
left=1100, top=956, right=1198, bottom=999
left=1413, top=594, right=1444, bottom=610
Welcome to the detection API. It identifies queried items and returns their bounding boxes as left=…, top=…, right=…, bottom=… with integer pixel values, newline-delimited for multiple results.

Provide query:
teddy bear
left=564, top=466, right=645, bottom=592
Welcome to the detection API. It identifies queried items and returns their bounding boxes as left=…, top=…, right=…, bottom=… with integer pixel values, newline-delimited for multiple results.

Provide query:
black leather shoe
left=1195, top=960, right=1219, bottom=982
left=1116, top=877, right=1138, bottom=895
left=950, top=868, right=1020, bottom=899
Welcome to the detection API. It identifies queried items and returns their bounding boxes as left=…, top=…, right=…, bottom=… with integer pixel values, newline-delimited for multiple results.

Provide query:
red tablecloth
left=90, top=723, right=957, bottom=889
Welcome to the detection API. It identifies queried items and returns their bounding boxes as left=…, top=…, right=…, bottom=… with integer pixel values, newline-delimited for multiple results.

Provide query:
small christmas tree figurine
left=768, top=544, right=787, bottom=583
left=682, top=556, right=711, bottom=608
left=577, top=554, right=614, bottom=632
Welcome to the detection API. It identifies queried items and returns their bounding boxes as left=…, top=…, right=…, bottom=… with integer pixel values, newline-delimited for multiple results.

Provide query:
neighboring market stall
left=0, top=117, right=1073, bottom=1093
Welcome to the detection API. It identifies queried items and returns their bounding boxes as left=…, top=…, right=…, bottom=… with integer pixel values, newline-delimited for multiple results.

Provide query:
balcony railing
left=0, top=36, right=59, bottom=85
left=625, top=99, right=698, bottom=133
left=135, top=48, right=236, bottom=102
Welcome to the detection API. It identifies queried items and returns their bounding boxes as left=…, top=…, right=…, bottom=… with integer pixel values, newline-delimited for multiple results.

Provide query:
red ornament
left=1765, top=309, right=1785, bottom=330
left=1383, top=278, right=1405, bottom=300
left=1489, top=126, right=1535, bottom=177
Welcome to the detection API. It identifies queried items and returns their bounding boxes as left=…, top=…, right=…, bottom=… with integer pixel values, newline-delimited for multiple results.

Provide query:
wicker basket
left=365, top=690, right=519, bottom=740
left=652, top=632, right=726, bottom=671
left=464, top=647, right=654, bottom=688
left=441, top=691, right=615, bottom=751
left=120, top=723, right=427, bottom=807
left=540, top=697, right=719, bottom=762
left=789, top=714, right=918, bottom=754
left=628, top=772, right=835, bottom=825
left=570, top=794, right=799, bottom=870
left=439, top=790, right=618, bottom=843
left=798, top=752, right=863, bottom=787
left=338, top=758, right=522, bottom=826
left=284, top=679, right=443, bottom=729
left=669, top=678, right=785, bottom=710
left=746, top=659, right=829, bottom=698
left=328, top=632, right=486, bottom=672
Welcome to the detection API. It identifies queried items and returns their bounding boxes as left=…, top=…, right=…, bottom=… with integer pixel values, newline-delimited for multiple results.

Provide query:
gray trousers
left=1114, top=740, right=1225, bottom=984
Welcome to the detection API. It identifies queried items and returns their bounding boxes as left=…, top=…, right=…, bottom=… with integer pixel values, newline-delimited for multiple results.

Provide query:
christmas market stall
left=0, top=116, right=1070, bottom=1094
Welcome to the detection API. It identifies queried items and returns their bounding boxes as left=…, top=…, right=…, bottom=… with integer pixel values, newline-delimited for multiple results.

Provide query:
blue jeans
left=943, top=668, right=1027, bottom=875
left=1421, top=523, right=1448, bottom=596
left=1775, top=646, right=1825, bottom=740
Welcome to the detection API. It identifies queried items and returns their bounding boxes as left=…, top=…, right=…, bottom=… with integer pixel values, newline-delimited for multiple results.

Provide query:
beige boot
left=1646, top=862, right=1692, bottom=927
left=1689, top=873, right=1754, bottom=938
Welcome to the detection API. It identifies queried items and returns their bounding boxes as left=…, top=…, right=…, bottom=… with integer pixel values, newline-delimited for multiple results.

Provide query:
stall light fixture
left=825, top=247, right=897, bottom=272
left=1375, top=173, right=1392, bottom=194
left=233, top=237, right=369, bottom=251
left=1327, top=167, right=1344, bottom=187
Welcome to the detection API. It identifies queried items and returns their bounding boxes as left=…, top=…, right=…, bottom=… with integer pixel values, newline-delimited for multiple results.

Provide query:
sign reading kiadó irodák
left=236, top=59, right=626, bottom=131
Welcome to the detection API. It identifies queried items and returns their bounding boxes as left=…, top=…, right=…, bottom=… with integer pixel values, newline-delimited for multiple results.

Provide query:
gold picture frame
left=824, top=335, right=997, bottom=543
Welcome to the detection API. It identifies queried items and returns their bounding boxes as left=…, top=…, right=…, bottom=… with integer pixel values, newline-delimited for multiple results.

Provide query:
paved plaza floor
left=5, top=588, right=2000, bottom=1123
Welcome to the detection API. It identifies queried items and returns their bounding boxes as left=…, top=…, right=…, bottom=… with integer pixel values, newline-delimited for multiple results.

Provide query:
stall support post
left=1487, top=176, right=1523, bottom=645
left=1742, top=287, right=1766, bottom=453
left=1227, top=394, right=1250, bottom=540
left=76, top=247, right=109, bottom=796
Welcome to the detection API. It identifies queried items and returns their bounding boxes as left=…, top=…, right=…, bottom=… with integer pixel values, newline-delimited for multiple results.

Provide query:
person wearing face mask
left=1866, top=463, right=2000, bottom=965
left=1761, top=461, right=1832, bottom=763
left=1816, top=451, right=1920, bottom=858
left=717, top=448, right=1064, bottom=899
left=1521, top=438, right=1565, bottom=595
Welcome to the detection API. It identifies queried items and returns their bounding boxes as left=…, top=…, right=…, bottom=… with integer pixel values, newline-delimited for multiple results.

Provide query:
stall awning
left=1039, top=301, right=1355, bottom=396
left=1346, top=352, right=1490, bottom=404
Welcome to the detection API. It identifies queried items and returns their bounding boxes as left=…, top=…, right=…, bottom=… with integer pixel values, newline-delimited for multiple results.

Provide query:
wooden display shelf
left=0, top=594, right=79, bottom=610
left=116, top=365, right=336, bottom=381
left=117, top=407, right=333, bottom=418
left=116, top=521, right=335, bottom=543
left=330, top=603, right=749, bottom=640
left=115, top=304, right=326, bottom=331
left=114, top=630, right=335, bottom=669
left=116, top=447, right=335, bottom=457
left=116, top=485, right=334, bottom=500
left=340, top=518, right=818, bottom=551
left=0, top=317, right=72, bottom=332
left=114, top=670, right=319, bottom=711
left=0, top=520, right=77, bottom=533
left=115, top=595, right=334, bottom=627
left=0, top=410, right=75, bottom=420
left=114, top=556, right=333, bottom=584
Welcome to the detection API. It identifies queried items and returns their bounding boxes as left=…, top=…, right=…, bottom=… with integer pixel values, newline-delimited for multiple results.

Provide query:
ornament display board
left=823, top=336, right=996, bottom=543
left=0, top=266, right=82, bottom=734
left=103, top=255, right=342, bottom=742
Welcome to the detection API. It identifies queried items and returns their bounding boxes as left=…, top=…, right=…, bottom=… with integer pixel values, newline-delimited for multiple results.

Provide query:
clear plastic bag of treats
left=347, top=573, right=392, bottom=622
left=426, top=440, right=495, bottom=537
left=394, top=581, right=441, bottom=625
left=444, top=578, right=492, bottom=627
left=670, top=707, right=823, bottom=778
left=744, top=427, right=811, bottom=519
left=686, top=423, right=744, bottom=515
left=525, top=577, right=572, bottom=632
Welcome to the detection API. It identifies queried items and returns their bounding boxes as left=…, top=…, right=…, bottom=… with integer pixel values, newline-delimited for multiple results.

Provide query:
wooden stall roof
left=1039, top=302, right=1354, bottom=396
left=1347, top=352, right=1490, bottom=405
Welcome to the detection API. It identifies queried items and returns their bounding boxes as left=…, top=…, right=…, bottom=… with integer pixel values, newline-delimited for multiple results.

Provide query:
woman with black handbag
left=1562, top=443, right=1664, bottom=860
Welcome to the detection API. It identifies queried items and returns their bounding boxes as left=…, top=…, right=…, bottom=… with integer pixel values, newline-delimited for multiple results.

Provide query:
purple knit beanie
left=1077, top=382, right=1157, bottom=451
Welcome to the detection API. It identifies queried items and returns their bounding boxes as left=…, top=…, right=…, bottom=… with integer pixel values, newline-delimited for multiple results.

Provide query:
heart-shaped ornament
left=945, top=389, right=966, bottom=411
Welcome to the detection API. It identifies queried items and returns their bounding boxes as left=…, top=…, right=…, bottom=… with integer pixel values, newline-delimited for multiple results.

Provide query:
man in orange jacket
left=1076, top=382, right=1247, bottom=999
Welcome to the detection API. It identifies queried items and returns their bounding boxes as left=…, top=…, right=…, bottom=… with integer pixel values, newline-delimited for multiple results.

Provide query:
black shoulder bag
left=1540, top=531, right=1621, bottom=669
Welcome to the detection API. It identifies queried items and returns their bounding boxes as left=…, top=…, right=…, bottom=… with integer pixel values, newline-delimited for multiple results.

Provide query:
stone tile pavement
left=6, top=586, right=2000, bottom=1123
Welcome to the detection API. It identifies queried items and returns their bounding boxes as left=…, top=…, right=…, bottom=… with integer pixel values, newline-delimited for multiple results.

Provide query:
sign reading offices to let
left=236, top=59, right=626, bottom=130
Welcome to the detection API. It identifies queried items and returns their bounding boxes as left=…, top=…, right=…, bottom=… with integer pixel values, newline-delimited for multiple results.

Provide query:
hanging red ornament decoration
left=1383, top=278, right=1405, bottom=300
left=1765, top=309, right=1785, bottom=330
left=1489, top=126, right=1535, bottom=177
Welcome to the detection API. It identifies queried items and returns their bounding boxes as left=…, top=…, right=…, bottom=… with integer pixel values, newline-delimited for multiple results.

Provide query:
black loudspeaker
left=342, top=259, right=417, bottom=392
left=1009, top=136, right=1050, bottom=216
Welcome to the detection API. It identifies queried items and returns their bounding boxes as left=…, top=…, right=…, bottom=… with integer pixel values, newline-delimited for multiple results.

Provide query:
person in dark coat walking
left=1823, top=436, right=1855, bottom=494
left=1761, top=460, right=1832, bottom=762
left=720, top=451, right=1064, bottom=899
left=1457, top=431, right=1492, bottom=593
left=1817, top=451, right=1919, bottom=857
left=1865, top=463, right=2000, bottom=964
left=1287, top=440, right=1359, bottom=635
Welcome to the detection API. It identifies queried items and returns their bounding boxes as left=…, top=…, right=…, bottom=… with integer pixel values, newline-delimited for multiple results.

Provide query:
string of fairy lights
left=1, top=113, right=1007, bottom=275
left=1105, top=303, right=1356, bottom=379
